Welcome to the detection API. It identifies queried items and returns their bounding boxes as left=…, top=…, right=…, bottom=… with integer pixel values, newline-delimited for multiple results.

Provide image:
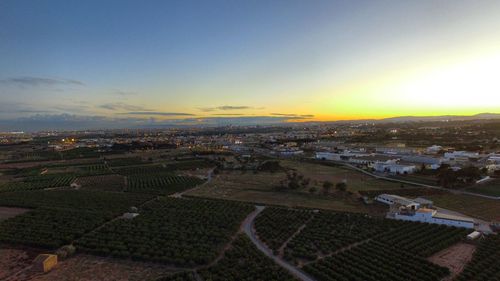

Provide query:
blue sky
left=1, top=0, right=500, bottom=130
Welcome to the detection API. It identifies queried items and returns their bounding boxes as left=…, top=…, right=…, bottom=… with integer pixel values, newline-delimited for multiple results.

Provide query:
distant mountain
left=378, top=113, right=500, bottom=123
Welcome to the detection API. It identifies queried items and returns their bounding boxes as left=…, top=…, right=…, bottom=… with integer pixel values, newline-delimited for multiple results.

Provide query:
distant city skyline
left=1, top=0, right=500, bottom=129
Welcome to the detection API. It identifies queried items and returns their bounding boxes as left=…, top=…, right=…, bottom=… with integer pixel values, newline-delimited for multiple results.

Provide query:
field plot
left=76, top=198, right=254, bottom=267
left=197, top=235, right=298, bottom=281
left=107, top=157, right=145, bottom=167
left=254, top=207, right=467, bottom=265
left=0, top=206, right=30, bottom=221
left=127, top=175, right=204, bottom=195
left=303, top=241, right=450, bottom=281
left=375, top=222, right=469, bottom=257
left=0, top=174, right=75, bottom=192
left=427, top=194, right=500, bottom=221
left=466, top=179, right=500, bottom=197
left=29, top=254, right=176, bottom=281
left=0, top=208, right=108, bottom=248
left=0, top=248, right=42, bottom=280
left=428, top=242, right=476, bottom=281
left=455, top=234, right=500, bottom=281
left=0, top=190, right=153, bottom=215
left=188, top=170, right=384, bottom=213
left=115, top=164, right=171, bottom=175
left=74, top=174, right=126, bottom=192
left=282, top=160, right=402, bottom=191
left=254, top=207, right=313, bottom=252
left=284, top=211, right=398, bottom=263
left=359, top=187, right=447, bottom=198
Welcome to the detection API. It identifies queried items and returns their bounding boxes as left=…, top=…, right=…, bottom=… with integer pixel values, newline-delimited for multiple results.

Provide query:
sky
left=1, top=0, right=500, bottom=130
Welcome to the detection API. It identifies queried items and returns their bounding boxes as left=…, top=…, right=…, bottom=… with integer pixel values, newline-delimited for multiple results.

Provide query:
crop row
left=0, top=175, right=75, bottom=192
left=284, top=211, right=398, bottom=262
left=254, top=207, right=313, bottom=253
left=197, top=234, right=298, bottom=281
left=75, top=198, right=254, bottom=267
left=127, top=175, right=204, bottom=195
left=0, top=207, right=108, bottom=249
left=0, top=190, right=153, bottom=215
left=455, top=235, right=500, bottom=281
left=303, top=240, right=449, bottom=281
left=375, top=221, right=469, bottom=257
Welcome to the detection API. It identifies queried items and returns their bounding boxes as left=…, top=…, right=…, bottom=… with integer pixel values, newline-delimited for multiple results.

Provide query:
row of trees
left=304, top=241, right=450, bottom=281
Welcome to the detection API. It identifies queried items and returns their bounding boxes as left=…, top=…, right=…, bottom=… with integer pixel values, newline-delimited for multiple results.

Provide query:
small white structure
left=376, top=194, right=420, bottom=210
left=121, top=212, right=139, bottom=219
left=467, top=231, right=482, bottom=240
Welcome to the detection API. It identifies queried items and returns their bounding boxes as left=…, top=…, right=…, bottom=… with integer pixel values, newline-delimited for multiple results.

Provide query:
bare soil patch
left=0, top=206, right=31, bottom=221
left=28, top=254, right=176, bottom=281
left=428, top=242, right=476, bottom=280
left=0, top=247, right=43, bottom=280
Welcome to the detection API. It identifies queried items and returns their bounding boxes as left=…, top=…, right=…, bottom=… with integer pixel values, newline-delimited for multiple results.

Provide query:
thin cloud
left=0, top=76, right=84, bottom=87
left=271, top=113, right=315, bottom=118
left=199, top=105, right=253, bottom=112
left=120, top=111, right=195, bottom=116
left=99, top=102, right=150, bottom=111
left=211, top=113, right=245, bottom=116
left=112, top=90, right=137, bottom=96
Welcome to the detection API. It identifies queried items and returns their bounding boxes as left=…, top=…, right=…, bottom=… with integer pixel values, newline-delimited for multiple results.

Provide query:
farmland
left=187, top=169, right=387, bottom=214
left=127, top=175, right=204, bottom=195
left=0, top=208, right=108, bottom=248
left=252, top=208, right=469, bottom=267
left=465, top=179, right=500, bottom=197
left=254, top=207, right=313, bottom=253
left=197, top=235, right=298, bottom=281
left=0, top=190, right=153, bottom=215
left=455, top=234, right=500, bottom=281
left=76, top=198, right=254, bottom=266
left=0, top=174, right=75, bottom=192
left=74, top=174, right=126, bottom=192
left=303, top=241, right=450, bottom=281
left=427, top=194, right=500, bottom=221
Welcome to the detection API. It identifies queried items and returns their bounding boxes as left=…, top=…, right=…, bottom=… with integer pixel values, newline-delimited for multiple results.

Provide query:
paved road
left=243, top=206, right=317, bottom=281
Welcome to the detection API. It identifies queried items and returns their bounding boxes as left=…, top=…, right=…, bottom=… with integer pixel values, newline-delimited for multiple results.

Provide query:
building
left=33, top=254, right=58, bottom=273
left=377, top=194, right=474, bottom=229
left=373, top=162, right=417, bottom=174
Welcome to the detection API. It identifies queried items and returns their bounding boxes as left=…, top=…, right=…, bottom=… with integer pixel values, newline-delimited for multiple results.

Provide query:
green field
left=428, top=194, right=500, bottom=221
left=465, top=179, right=500, bottom=197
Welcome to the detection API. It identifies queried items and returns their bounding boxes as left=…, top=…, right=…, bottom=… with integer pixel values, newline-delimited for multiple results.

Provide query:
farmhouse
left=376, top=194, right=474, bottom=229
left=33, top=254, right=58, bottom=273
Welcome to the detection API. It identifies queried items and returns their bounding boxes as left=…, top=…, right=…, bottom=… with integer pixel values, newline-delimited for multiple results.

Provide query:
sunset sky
left=1, top=0, right=500, bottom=129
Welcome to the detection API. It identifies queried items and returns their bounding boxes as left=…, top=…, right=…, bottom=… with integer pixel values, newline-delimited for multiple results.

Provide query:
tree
left=335, top=182, right=347, bottom=192
left=322, top=181, right=334, bottom=194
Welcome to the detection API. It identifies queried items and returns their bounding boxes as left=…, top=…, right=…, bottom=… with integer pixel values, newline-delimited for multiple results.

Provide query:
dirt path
left=277, top=213, right=316, bottom=259
left=428, top=242, right=476, bottom=281
left=301, top=238, right=372, bottom=267
left=243, top=205, right=317, bottom=281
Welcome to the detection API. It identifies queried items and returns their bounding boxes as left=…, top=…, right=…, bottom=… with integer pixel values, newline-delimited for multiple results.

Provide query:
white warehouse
left=376, top=194, right=474, bottom=229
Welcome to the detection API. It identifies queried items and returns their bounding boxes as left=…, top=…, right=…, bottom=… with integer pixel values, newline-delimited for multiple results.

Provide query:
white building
left=377, top=194, right=474, bottom=229
left=394, top=208, right=474, bottom=229
left=373, top=162, right=417, bottom=174
left=426, top=145, right=443, bottom=154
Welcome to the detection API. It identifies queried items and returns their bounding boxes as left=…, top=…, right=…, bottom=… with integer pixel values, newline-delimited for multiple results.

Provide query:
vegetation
left=157, top=272, right=198, bottom=281
left=254, top=207, right=312, bottom=252
left=198, top=235, right=298, bottom=281
left=375, top=222, right=469, bottom=257
left=455, top=235, right=500, bottom=281
left=127, top=175, right=204, bottom=195
left=284, top=211, right=397, bottom=262
left=0, top=208, right=108, bottom=248
left=0, top=174, right=75, bottom=192
left=74, top=174, right=126, bottom=192
left=0, top=190, right=153, bottom=215
left=76, top=198, right=253, bottom=266
left=303, top=241, right=450, bottom=281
